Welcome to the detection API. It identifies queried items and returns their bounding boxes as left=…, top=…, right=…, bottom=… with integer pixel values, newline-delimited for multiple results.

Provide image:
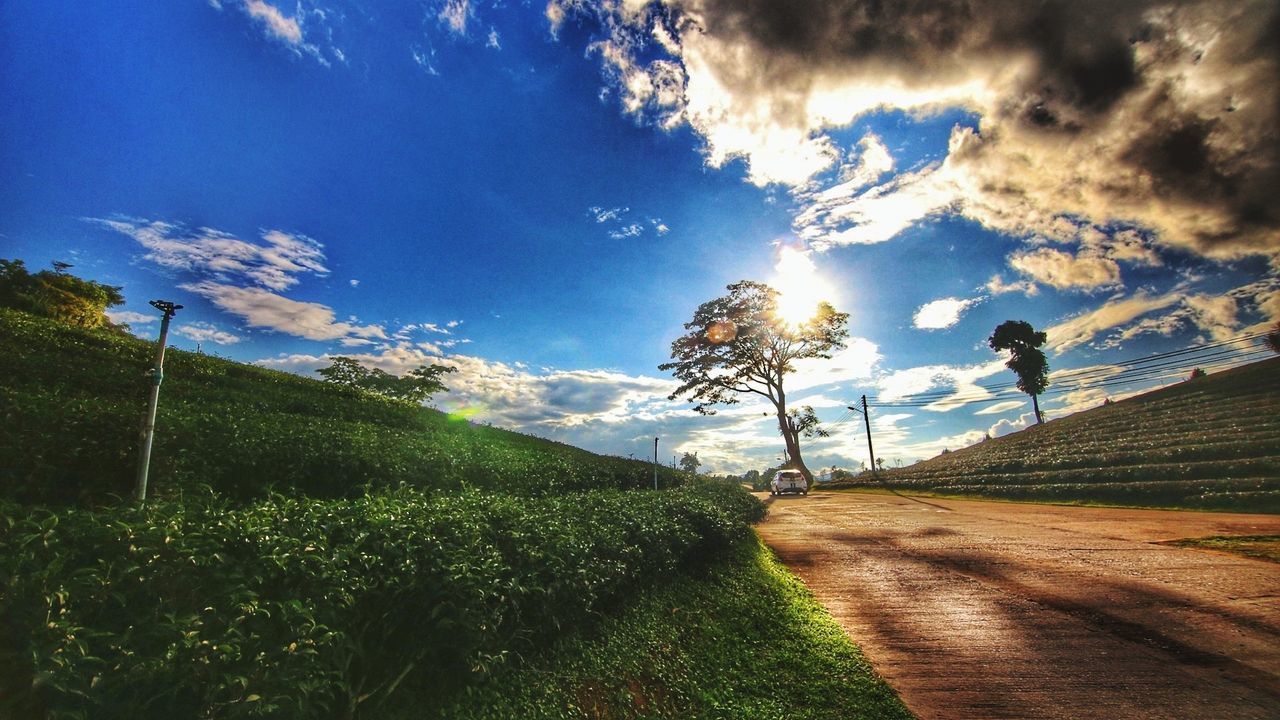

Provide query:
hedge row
left=0, top=483, right=765, bottom=719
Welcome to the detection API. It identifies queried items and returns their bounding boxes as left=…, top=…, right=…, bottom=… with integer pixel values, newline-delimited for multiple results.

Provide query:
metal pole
left=653, top=437, right=659, bottom=490
left=862, top=394, right=877, bottom=476
left=135, top=300, right=181, bottom=502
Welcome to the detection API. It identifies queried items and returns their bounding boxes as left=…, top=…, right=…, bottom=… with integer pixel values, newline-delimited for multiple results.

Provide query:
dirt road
left=755, top=491, right=1280, bottom=720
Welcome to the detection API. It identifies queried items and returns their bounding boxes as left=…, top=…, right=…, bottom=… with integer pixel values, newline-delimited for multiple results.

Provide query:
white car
left=771, top=469, right=808, bottom=496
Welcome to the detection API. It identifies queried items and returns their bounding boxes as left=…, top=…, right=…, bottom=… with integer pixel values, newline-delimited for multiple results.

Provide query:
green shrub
left=0, top=484, right=764, bottom=718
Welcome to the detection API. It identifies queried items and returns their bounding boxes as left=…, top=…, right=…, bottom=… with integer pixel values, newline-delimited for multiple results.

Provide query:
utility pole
left=848, top=394, right=877, bottom=477
left=135, top=299, right=182, bottom=502
left=653, top=437, right=659, bottom=490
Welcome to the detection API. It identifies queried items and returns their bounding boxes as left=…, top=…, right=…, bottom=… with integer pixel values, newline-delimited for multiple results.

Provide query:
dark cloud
left=665, top=0, right=1280, bottom=254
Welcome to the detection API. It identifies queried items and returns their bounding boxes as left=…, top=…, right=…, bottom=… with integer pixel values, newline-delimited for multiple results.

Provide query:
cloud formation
left=562, top=0, right=1280, bottom=259
left=913, top=296, right=981, bottom=330
left=91, top=218, right=328, bottom=291
left=176, top=321, right=243, bottom=345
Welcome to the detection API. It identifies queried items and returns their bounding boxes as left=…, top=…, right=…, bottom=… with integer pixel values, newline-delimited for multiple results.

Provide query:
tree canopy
left=660, top=280, right=849, bottom=482
left=988, top=320, right=1050, bottom=424
left=317, top=356, right=456, bottom=404
left=678, top=451, right=701, bottom=474
left=1266, top=322, right=1280, bottom=355
left=0, top=258, right=125, bottom=330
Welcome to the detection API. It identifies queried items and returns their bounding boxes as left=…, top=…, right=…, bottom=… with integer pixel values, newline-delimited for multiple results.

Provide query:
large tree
left=1266, top=322, right=1280, bottom=355
left=660, top=280, right=849, bottom=483
left=988, top=320, right=1050, bottom=424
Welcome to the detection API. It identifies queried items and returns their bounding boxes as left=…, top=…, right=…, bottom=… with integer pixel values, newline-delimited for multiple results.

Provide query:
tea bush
left=0, top=483, right=764, bottom=718
left=827, top=357, right=1280, bottom=512
left=0, top=309, right=682, bottom=504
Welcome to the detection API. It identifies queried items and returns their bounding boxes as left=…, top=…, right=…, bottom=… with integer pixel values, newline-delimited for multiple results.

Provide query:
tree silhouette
left=317, top=356, right=455, bottom=404
left=660, top=280, right=849, bottom=483
left=678, top=451, right=701, bottom=474
left=988, top=320, right=1050, bottom=424
left=1266, top=322, right=1280, bottom=354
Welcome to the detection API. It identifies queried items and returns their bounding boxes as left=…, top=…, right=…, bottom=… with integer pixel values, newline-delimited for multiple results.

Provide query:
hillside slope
left=0, top=309, right=678, bottom=504
left=829, top=357, right=1280, bottom=512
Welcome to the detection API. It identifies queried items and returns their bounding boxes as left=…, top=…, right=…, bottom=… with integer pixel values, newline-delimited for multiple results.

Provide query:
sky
left=2, top=0, right=1277, bottom=475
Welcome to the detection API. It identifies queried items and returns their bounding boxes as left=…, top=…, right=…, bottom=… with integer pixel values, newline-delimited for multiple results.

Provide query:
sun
left=772, top=246, right=833, bottom=328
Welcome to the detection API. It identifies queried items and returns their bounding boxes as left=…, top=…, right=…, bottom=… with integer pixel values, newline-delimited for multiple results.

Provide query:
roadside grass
left=440, top=537, right=913, bottom=720
left=1165, top=535, right=1280, bottom=563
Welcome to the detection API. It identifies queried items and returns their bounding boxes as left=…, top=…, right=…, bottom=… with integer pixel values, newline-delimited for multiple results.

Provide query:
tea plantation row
left=829, top=358, right=1280, bottom=512
left=0, top=309, right=682, bottom=504
left=0, top=483, right=765, bottom=718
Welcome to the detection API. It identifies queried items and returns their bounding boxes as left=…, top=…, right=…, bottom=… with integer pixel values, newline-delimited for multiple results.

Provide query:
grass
left=827, top=358, right=1280, bottom=513
left=438, top=537, right=914, bottom=720
left=1165, top=535, right=1280, bottom=563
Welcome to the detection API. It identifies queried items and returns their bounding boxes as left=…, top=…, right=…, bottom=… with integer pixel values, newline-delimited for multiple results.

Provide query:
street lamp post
left=653, top=437, right=659, bottom=490
left=135, top=299, right=182, bottom=502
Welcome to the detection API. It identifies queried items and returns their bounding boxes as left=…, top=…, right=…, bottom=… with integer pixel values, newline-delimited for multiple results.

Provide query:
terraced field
left=828, top=357, right=1280, bottom=512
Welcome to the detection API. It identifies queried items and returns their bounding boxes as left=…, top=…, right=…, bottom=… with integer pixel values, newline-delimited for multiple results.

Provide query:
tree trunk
left=1032, top=393, right=1043, bottom=424
left=775, top=408, right=814, bottom=484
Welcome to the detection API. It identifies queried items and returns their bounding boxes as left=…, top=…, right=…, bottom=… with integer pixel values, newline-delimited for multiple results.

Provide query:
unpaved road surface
left=755, top=492, right=1280, bottom=720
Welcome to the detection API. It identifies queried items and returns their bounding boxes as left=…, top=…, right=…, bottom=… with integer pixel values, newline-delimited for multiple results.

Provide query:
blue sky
left=3, top=0, right=1277, bottom=474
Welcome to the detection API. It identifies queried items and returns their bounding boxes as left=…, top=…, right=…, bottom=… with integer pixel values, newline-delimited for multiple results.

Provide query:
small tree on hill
left=1188, top=367, right=1207, bottom=381
left=660, top=280, right=849, bottom=484
left=678, top=452, right=701, bottom=475
left=318, top=356, right=455, bottom=404
left=989, top=320, right=1050, bottom=424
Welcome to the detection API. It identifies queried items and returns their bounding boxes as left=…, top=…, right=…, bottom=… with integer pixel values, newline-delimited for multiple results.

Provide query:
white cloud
left=349, top=279, right=360, bottom=287
left=876, top=360, right=1007, bottom=412
left=487, top=28, right=501, bottom=49
left=590, top=206, right=627, bottom=223
left=244, top=0, right=301, bottom=44
left=180, top=281, right=384, bottom=342
left=797, top=163, right=958, bottom=249
left=1008, top=248, right=1121, bottom=291
left=438, top=0, right=470, bottom=35
left=106, top=310, right=156, bottom=325
left=1046, top=290, right=1184, bottom=354
left=985, top=274, right=1038, bottom=297
left=913, top=297, right=981, bottom=330
left=609, top=223, right=644, bottom=239
left=90, top=217, right=328, bottom=291
left=176, top=321, right=243, bottom=345
left=973, top=400, right=1025, bottom=416
left=790, top=337, right=881, bottom=392
left=1184, top=294, right=1239, bottom=341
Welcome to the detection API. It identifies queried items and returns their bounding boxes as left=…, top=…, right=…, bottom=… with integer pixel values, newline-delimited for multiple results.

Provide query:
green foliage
left=0, top=309, right=682, bottom=504
left=316, top=356, right=456, bottom=404
left=0, top=258, right=125, bottom=330
left=441, top=538, right=912, bottom=720
left=988, top=320, right=1049, bottom=422
left=0, top=484, right=765, bottom=718
left=678, top=451, right=701, bottom=474
left=1188, top=367, right=1207, bottom=380
left=1266, top=322, right=1280, bottom=355
left=826, top=357, right=1280, bottom=513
